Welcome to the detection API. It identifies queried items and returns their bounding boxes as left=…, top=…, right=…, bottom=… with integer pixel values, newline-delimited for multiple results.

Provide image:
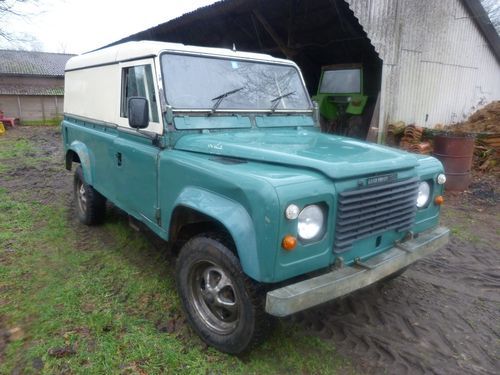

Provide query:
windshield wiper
left=211, top=87, right=244, bottom=113
left=269, top=91, right=296, bottom=112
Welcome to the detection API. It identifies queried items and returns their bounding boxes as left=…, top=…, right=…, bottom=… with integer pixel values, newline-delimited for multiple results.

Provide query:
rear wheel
left=74, top=165, right=106, bottom=225
left=176, top=233, right=272, bottom=354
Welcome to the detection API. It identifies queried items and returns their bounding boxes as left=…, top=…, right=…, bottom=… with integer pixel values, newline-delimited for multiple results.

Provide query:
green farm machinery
left=312, top=64, right=369, bottom=138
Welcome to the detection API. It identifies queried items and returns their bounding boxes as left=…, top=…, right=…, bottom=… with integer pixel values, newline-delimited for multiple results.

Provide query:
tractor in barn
left=312, top=64, right=369, bottom=139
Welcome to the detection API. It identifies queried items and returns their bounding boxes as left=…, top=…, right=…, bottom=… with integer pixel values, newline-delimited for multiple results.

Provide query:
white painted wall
left=347, top=0, right=500, bottom=130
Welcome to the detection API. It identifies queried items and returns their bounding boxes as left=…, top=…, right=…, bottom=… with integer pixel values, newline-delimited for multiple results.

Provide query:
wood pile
left=474, top=134, right=499, bottom=171
left=386, top=101, right=499, bottom=172
left=440, top=101, right=500, bottom=172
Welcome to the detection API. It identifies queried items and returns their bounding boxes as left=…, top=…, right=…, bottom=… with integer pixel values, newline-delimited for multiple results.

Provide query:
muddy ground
left=1, top=126, right=499, bottom=374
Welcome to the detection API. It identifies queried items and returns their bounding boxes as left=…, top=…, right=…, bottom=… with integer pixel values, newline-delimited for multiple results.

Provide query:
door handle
left=116, top=152, right=122, bottom=166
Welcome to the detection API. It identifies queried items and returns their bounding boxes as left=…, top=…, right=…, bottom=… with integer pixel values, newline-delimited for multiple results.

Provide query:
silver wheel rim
left=188, top=261, right=239, bottom=334
left=76, top=180, right=87, bottom=214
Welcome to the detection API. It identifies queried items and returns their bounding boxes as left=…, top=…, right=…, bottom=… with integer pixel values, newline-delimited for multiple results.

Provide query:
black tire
left=74, top=165, right=106, bottom=225
left=176, top=233, right=272, bottom=354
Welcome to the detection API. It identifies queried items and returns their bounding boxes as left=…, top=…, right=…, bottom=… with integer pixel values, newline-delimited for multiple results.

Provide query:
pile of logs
left=386, top=121, right=499, bottom=172
left=474, top=134, right=499, bottom=171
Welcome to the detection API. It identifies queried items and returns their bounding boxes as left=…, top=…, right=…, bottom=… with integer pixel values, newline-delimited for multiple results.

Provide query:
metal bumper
left=265, top=226, right=449, bottom=317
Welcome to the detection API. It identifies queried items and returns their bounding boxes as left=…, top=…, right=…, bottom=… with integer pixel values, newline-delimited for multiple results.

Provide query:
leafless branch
left=0, top=0, right=41, bottom=48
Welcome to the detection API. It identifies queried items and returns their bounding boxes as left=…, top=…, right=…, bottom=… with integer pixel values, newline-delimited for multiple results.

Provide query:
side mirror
left=312, top=100, right=320, bottom=127
left=128, top=97, right=149, bottom=129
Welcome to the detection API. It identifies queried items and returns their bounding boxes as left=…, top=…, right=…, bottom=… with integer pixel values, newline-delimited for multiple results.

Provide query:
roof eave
left=461, top=0, right=500, bottom=63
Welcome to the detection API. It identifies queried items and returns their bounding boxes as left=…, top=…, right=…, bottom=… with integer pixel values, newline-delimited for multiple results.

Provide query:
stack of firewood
left=474, top=134, right=499, bottom=171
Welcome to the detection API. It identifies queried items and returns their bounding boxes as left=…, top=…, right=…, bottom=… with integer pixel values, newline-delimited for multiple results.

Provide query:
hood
left=174, top=129, right=419, bottom=180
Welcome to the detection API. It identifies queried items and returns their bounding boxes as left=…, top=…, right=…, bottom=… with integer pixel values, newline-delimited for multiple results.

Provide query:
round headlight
left=285, top=204, right=300, bottom=220
left=416, top=181, right=431, bottom=208
left=437, top=173, right=446, bottom=185
left=298, top=205, right=324, bottom=240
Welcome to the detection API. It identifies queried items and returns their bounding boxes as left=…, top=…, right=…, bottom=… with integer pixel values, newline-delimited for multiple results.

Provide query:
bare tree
left=481, top=0, right=500, bottom=33
left=0, top=0, right=40, bottom=48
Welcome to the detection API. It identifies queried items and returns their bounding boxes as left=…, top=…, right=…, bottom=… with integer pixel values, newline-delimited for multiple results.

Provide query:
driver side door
left=112, top=59, right=163, bottom=227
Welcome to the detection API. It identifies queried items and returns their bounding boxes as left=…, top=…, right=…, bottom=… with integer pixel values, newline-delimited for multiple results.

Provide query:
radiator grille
left=334, top=177, right=419, bottom=253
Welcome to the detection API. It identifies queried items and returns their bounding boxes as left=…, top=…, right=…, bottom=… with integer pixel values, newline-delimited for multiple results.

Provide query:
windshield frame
left=159, top=50, right=313, bottom=114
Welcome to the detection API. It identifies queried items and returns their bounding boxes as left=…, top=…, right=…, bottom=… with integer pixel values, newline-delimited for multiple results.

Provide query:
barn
left=108, top=0, right=500, bottom=141
left=0, top=50, right=74, bottom=125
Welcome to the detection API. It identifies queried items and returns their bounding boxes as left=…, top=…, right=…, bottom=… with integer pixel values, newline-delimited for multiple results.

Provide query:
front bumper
left=265, top=226, right=449, bottom=317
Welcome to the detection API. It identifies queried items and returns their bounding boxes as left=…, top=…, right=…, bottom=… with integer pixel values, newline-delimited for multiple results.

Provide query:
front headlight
left=416, top=181, right=430, bottom=208
left=298, top=205, right=324, bottom=240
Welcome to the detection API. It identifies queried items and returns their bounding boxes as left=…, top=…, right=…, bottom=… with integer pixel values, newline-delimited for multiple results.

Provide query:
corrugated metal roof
left=108, top=0, right=500, bottom=63
left=0, top=50, right=75, bottom=77
left=0, top=86, right=64, bottom=96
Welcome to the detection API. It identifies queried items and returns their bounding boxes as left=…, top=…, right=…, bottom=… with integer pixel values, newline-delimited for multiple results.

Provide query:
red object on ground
left=0, top=111, right=16, bottom=127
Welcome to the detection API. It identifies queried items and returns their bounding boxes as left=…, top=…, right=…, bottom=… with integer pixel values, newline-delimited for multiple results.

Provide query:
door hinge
left=155, top=208, right=161, bottom=225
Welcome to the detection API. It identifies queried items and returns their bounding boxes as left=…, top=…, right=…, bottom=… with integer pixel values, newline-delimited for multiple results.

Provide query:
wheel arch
left=66, top=141, right=93, bottom=185
left=169, top=187, right=261, bottom=281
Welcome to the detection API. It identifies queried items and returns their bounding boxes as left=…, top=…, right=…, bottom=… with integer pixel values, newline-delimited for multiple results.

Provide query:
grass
left=0, top=131, right=353, bottom=374
left=21, top=117, right=62, bottom=127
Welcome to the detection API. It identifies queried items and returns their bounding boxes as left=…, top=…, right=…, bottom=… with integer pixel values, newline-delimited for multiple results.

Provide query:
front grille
left=334, top=177, right=419, bottom=253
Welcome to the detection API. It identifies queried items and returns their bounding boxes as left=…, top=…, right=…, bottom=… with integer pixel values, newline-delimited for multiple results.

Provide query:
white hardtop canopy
left=65, top=41, right=296, bottom=71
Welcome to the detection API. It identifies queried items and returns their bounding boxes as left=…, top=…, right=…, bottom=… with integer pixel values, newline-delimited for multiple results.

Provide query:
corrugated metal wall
left=346, top=0, right=500, bottom=132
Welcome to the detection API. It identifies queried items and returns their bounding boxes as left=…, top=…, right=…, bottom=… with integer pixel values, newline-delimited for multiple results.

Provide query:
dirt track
left=1, top=126, right=499, bottom=374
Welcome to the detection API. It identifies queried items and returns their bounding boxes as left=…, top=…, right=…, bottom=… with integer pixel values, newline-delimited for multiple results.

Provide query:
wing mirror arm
left=312, top=100, right=320, bottom=128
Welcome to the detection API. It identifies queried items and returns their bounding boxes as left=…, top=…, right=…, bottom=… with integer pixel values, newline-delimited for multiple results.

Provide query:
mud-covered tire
left=74, top=165, right=106, bottom=225
left=176, top=233, right=273, bottom=354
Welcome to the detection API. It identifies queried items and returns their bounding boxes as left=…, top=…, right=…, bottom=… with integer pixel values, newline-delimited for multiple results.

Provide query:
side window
left=120, top=65, right=159, bottom=123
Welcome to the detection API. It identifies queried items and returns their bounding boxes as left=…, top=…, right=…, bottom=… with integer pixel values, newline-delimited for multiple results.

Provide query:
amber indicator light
left=282, top=235, right=297, bottom=251
left=434, top=195, right=444, bottom=205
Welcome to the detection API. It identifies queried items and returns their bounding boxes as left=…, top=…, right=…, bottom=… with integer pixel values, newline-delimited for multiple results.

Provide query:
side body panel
left=63, top=57, right=165, bottom=235
left=113, top=129, right=160, bottom=226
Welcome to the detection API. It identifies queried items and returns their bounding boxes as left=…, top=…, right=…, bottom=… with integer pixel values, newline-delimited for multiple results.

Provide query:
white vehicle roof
left=65, top=41, right=295, bottom=71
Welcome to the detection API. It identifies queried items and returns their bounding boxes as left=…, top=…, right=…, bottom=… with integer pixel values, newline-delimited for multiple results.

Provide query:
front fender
left=173, top=187, right=261, bottom=281
left=68, top=141, right=93, bottom=185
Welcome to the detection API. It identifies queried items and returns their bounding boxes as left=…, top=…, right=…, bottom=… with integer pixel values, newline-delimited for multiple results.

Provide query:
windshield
left=161, top=53, right=311, bottom=111
left=320, top=69, right=361, bottom=94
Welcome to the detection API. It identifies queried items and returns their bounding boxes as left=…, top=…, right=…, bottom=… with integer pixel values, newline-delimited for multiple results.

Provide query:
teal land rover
left=62, top=41, right=449, bottom=353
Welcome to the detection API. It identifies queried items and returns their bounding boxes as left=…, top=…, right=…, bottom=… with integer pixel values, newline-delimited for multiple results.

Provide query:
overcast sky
left=1, top=0, right=217, bottom=54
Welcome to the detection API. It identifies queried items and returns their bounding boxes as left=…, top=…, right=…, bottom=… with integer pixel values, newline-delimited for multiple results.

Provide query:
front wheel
left=176, top=233, right=272, bottom=354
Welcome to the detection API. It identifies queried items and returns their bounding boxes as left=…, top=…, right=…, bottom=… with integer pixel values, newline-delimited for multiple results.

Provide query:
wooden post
left=252, top=9, right=297, bottom=59
left=17, top=95, right=22, bottom=122
left=41, top=96, right=46, bottom=124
